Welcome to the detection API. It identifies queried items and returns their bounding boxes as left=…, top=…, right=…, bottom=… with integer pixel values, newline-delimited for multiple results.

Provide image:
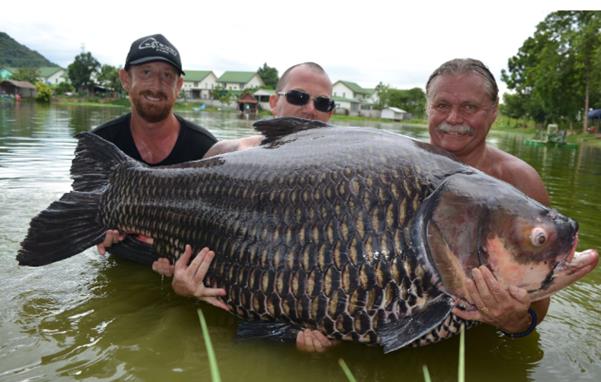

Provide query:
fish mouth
left=537, top=235, right=578, bottom=291
left=530, top=236, right=598, bottom=299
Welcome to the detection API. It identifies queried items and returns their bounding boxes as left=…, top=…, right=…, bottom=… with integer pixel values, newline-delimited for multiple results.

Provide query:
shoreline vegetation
left=50, top=96, right=601, bottom=148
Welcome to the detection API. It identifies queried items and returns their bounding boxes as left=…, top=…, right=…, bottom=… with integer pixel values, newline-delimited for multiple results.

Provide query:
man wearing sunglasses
left=426, top=58, right=551, bottom=340
left=152, top=62, right=338, bottom=353
left=200, top=62, right=335, bottom=156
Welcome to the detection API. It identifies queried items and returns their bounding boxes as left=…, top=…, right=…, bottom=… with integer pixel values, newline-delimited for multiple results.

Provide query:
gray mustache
left=436, top=123, right=474, bottom=136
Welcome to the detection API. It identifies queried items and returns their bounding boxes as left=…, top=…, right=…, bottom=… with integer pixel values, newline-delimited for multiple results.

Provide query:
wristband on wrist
left=500, top=308, right=538, bottom=338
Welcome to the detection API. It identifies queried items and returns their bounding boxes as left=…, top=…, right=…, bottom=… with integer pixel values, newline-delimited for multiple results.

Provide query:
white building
left=182, top=70, right=218, bottom=99
left=381, top=107, right=411, bottom=121
left=332, top=80, right=378, bottom=116
left=217, top=71, right=264, bottom=90
left=253, top=88, right=274, bottom=111
left=38, top=67, right=68, bottom=85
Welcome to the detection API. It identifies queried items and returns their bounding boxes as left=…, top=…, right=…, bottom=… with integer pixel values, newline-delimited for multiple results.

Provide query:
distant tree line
left=67, top=52, right=121, bottom=96
left=501, top=11, right=601, bottom=131
left=9, top=50, right=122, bottom=101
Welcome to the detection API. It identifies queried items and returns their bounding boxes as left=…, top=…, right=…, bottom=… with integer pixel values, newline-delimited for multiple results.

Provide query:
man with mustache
left=426, top=58, right=551, bottom=338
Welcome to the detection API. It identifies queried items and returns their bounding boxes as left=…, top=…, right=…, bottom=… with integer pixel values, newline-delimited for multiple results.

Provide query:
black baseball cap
left=124, top=34, right=184, bottom=75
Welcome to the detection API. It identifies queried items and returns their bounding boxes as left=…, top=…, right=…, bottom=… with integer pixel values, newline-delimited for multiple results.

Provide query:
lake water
left=0, top=103, right=599, bottom=382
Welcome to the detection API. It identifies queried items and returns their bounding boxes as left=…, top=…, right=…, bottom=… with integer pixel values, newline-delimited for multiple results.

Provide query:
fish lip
left=554, top=233, right=579, bottom=271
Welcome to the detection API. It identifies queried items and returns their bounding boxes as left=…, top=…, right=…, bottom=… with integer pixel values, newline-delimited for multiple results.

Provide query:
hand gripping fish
left=17, top=117, right=599, bottom=352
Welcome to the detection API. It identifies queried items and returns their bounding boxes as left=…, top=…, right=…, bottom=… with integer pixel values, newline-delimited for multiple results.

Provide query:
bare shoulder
left=203, top=135, right=263, bottom=158
left=488, top=147, right=549, bottom=205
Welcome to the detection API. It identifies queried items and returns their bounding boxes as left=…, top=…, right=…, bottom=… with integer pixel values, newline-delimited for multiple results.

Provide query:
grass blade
left=338, top=358, right=357, bottom=382
left=197, top=308, right=222, bottom=382
left=422, top=365, right=432, bottom=382
left=458, top=322, right=465, bottom=382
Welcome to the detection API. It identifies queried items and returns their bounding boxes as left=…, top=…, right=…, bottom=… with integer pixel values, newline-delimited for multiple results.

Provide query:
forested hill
left=0, top=32, right=58, bottom=68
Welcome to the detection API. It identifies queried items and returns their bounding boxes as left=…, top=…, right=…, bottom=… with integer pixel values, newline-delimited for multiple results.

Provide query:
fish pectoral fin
left=235, top=321, right=301, bottom=343
left=107, top=236, right=158, bottom=266
left=377, top=294, right=452, bottom=353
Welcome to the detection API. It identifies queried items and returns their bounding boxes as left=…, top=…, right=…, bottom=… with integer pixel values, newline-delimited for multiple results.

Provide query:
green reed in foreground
left=341, top=324, right=466, bottom=382
left=197, top=308, right=222, bottom=382
left=338, top=358, right=358, bottom=382
left=423, top=365, right=432, bottom=382
left=197, top=308, right=465, bottom=382
left=458, top=323, right=465, bottom=382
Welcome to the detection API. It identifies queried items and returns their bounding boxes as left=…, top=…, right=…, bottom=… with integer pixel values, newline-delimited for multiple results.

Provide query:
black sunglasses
left=277, top=90, right=335, bottom=113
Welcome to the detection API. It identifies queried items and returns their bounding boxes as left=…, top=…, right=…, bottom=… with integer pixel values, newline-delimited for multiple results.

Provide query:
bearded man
left=93, top=34, right=217, bottom=263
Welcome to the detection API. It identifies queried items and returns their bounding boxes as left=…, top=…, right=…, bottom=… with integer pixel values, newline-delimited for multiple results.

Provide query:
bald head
left=276, top=62, right=331, bottom=92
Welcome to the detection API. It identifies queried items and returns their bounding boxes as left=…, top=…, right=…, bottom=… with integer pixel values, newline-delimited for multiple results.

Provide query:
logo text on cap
left=138, top=37, right=178, bottom=57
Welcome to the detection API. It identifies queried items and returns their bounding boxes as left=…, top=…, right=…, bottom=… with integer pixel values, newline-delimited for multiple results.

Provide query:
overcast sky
left=2, top=1, right=599, bottom=95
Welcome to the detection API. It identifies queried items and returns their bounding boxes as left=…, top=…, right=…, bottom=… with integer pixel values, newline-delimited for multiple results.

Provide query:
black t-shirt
left=92, top=112, right=217, bottom=166
left=91, top=112, right=218, bottom=264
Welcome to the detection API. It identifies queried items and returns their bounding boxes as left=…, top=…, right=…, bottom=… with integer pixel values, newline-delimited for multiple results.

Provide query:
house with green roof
left=0, top=67, right=13, bottom=80
left=6, top=67, right=67, bottom=85
left=332, top=80, right=379, bottom=115
left=217, top=71, right=264, bottom=91
left=37, top=67, right=67, bottom=85
left=182, top=70, right=218, bottom=99
left=331, top=95, right=361, bottom=115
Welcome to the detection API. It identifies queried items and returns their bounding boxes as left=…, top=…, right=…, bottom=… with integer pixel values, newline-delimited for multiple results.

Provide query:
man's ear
left=119, top=69, right=130, bottom=92
left=269, top=93, right=279, bottom=116
left=490, top=101, right=499, bottom=123
left=176, top=75, right=184, bottom=93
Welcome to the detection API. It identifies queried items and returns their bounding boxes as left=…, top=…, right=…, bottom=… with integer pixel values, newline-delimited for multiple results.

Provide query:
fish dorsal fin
left=377, top=294, right=452, bottom=353
left=253, top=117, right=329, bottom=144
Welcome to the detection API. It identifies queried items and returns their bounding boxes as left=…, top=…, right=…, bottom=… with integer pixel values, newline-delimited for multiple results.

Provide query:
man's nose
left=446, top=106, right=464, bottom=124
left=301, top=99, right=316, bottom=112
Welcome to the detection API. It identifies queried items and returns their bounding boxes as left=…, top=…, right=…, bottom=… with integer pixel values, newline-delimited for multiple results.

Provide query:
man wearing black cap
left=96, top=49, right=338, bottom=352
left=93, top=33, right=216, bottom=165
left=94, top=34, right=217, bottom=262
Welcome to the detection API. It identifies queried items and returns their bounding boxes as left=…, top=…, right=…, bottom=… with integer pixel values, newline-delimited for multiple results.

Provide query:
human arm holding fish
left=202, top=135, right=263, bottom=158
left=167, top=245, right=229, bottom=311
left=96, top=229, right=125, bottom=256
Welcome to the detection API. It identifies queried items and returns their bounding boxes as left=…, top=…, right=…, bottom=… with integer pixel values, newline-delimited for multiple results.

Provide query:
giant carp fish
left=18, top=117, right=598, bottom=352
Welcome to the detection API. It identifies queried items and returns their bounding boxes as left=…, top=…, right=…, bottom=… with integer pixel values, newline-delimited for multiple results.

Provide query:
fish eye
left=530, top=227, right=547, bottom=247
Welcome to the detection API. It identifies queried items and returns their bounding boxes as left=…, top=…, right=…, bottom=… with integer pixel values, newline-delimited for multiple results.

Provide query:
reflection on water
left=0, top=103, right=600, bottom=381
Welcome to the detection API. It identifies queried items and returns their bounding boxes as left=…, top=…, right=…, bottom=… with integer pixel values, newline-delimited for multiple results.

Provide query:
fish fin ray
left=235, top=321, right=300, bottom=343
left=17, top=191, right=105, bottom=266
left=253, top=117, right=329, bottom=144
left=71, top=132, right=140, bottom=192
left=377, top=294, right=452, bottom=353
left=107, top=236, right=159, bottom=265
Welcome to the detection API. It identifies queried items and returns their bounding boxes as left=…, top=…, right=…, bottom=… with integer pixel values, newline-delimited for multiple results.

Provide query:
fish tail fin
left=17, top=132, right=135, bottom=266
left=17, top=191, right=106, bottom=266
left=71, top=132, right=137, bottom=192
